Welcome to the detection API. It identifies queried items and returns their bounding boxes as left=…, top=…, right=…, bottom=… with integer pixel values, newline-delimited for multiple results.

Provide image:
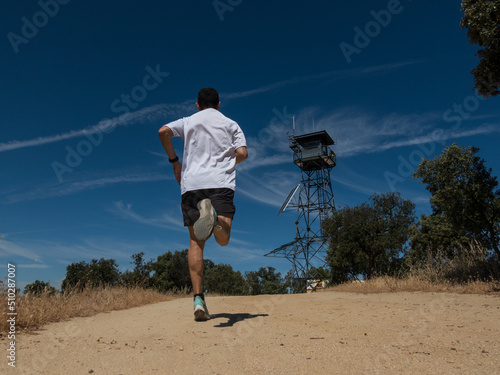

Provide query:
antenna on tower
left=312, top=116, right=315, bottom=132
left=292, top=116, right=295, bottom=136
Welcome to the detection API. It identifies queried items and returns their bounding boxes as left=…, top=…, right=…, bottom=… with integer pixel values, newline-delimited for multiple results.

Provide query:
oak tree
left=461, top=0, right=500, bottom=97
left=323, top=192, right=416, bottom=282
left=413, top=142, right=500, bottom=257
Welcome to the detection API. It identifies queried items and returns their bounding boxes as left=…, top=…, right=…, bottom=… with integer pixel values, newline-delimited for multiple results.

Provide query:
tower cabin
left=291, top=130, right=336, bottom=171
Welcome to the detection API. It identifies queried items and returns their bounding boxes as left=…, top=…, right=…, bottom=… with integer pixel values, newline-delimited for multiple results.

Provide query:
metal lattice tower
left=265, top=130, right=336, bottom=292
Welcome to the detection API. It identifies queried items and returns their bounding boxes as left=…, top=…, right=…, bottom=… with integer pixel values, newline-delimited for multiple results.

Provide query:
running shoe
left=193, top=198, right=218, bottom=241
left=193, top=296, right=210, bottom=321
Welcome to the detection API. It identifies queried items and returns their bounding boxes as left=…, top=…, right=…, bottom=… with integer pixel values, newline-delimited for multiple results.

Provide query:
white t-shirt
left=165, top=108, right=246, bottom=195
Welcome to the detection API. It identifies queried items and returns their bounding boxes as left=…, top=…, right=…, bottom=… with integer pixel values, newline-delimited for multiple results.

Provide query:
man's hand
left=173, top=161, right=182, bottom=186
left=159, top=125, right=182, bottom=186
left=235, top=146, right=248, bottom=165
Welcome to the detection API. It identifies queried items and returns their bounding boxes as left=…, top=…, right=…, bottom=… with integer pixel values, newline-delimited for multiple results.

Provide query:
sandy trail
left=8, top=291, right=500, bottom=374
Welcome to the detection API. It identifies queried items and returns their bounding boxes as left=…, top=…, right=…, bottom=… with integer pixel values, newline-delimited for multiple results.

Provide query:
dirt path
left=8, top=291, right=500, bottom=374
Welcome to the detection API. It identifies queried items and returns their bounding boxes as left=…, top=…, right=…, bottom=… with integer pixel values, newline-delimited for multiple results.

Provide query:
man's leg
left=187, top=226, right=205, bottom=294
left=213, top=215, right=232, bottom=246
left=188, top=226, right=210, bottom=321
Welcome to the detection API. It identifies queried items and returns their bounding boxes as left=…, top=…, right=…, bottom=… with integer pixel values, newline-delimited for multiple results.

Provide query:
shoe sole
left=193, top=199, right=216, bottom=241
left=194, top=308, right=210, bottom=322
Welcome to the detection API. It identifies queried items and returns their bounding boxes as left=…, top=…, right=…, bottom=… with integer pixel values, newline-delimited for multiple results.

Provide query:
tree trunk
left=491, top=235, right=500, bottom=258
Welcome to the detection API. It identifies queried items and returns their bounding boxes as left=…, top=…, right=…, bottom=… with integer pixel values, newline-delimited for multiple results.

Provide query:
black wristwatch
left=169, top=155, right=179, bottom=163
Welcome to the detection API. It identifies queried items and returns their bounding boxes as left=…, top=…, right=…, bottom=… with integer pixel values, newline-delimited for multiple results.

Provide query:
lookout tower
left=265, top=130, right=336, bottom=292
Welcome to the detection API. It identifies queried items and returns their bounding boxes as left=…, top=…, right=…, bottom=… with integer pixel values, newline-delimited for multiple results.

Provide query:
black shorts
left=181, top=188, right=235, bottom=227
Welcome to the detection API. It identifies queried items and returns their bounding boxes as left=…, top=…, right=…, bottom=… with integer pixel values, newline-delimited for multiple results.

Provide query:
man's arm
left=235, top=146, right=248, bottom=165
left=158, top=126, right=182, bottom=185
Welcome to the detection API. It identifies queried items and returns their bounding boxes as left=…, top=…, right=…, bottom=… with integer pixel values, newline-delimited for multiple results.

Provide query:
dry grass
left=0, top=285, right=182, bottom=336
left=328, top=243, right=500, bottom=295
left=327, top=275, right=500, bottom=295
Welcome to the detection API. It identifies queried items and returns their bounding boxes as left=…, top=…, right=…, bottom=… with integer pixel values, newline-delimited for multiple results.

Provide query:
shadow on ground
left=210, top=313, right=269, bottom=327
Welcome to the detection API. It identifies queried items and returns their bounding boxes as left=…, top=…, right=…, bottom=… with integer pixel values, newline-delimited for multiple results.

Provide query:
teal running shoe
left=193, top=199, right=218, bottom=241
left=193, top=296, right=210, bottom=322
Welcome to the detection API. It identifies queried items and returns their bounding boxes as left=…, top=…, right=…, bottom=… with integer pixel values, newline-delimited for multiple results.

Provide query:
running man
left=158, top=88, right=248, bottom=321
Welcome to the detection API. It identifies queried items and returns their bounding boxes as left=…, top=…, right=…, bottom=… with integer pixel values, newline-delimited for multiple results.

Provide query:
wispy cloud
left=1, top=61, right=421, bottom=154
left=3, top=171, right=172, bottom=204
left=110, top=201, right=184, bottom=231
left=236, top=106, right=499, bottom=207
left=333, top=167, right=389, bottom=197
left=222, top=60, right=420, bottom=101
left=238, top=170, right=299, bottom=208
left=297, top=108, right=438, bottom=157
left=240, top=107, right=499, bottom=173
left=17, top=264, right=50, bottom=269
left=238, top=154, right=290, bottom=172
left=215, top=245, right=268, bottom=263
left=28, top=236, right=183, bottom=267
left=375, top=124, right=499, bottom=153
left=0, top=238, right=39, bottom=262
left=205, top=243, right=293, bottom=274
left=0, top=102, right=194, bottom=153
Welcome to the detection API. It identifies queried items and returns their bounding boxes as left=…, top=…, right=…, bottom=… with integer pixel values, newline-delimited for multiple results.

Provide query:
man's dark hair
left=197, top=88, right=219, bottom=109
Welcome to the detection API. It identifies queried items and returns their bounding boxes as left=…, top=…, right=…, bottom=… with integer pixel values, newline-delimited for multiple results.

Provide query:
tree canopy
left=24, top=280, right=57, bottom=296
left=245, top=267, right=287, bottom=295
left=203, top=263, right=247, bottom=295
left=121, top=251, right=154, bottom=287
left=61, top=258, right=121, bottom=292
left=413, top=142, right=500, bottom=257
left=150, top=250, right=191, bottom=292
left=461, top=0, right=500, bottom=97
left=323, top=192, right=416, bottom=282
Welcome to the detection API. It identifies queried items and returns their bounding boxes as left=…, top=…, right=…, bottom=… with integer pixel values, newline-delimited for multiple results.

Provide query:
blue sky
left=1, top=0, right=499, bottom=292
